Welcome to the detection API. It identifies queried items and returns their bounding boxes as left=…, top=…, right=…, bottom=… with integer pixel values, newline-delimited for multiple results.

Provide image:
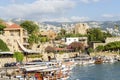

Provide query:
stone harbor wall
left=0, top=52, right=79, bottom=68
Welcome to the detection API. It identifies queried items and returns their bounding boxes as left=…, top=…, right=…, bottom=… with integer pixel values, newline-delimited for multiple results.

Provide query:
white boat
left=19, top=61, right=71, bottom=80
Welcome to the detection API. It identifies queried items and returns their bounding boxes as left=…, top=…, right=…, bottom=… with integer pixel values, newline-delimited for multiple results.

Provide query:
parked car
left=10, top=62, right=17, bottom=66
left=4, top=62, right=17, bottom=67
left=4, top=63, right=11, bottom=67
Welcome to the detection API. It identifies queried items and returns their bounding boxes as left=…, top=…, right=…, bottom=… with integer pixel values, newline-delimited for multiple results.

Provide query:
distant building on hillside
left=40, top=30, right=57, bottom=40
left=74, top=23, right=89, bottom=35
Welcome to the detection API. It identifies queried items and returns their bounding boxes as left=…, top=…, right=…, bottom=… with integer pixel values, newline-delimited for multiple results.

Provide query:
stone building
left=74, top=23, right=89, bottom=35
left=40, top=30, right=57, bottom=40
left=0, top=23, right=28, bottom=52
left=93, top=37, right=120, bottom=49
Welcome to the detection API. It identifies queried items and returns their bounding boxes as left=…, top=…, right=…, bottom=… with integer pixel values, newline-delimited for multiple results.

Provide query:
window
left=10, top=31, right=14, bottom=36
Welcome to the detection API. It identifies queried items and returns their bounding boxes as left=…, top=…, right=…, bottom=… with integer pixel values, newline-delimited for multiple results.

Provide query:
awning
left=22, top=65, right=48, bottom=72
left=39, top=67, right=60, bottom=72
left=16, top=40, right=40, bottom=53
left=0, top=52, right=13, bottom=54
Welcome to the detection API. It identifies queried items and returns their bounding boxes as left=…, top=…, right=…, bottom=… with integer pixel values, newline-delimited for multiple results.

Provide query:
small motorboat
left=94, top=58, right=103, bottom=64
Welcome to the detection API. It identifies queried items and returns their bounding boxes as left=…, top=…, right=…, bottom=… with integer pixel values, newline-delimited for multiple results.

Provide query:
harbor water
left=68, top=62, right=120, bottom=80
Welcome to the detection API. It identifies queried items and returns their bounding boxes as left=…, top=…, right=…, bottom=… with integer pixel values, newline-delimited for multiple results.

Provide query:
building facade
left=93, top=37, right=120, bottom=49
left=74, top=23, right=89, bottom=35
left=65, top=37, right=88, bottom=46
left=40, top=30, right=57, bottom=40
left=0, top=23, right=28, bottom=52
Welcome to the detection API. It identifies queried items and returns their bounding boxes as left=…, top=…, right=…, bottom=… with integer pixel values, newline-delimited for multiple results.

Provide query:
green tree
left=0, top=39, right=9, bottom=51
left=20, top=20, right=39, bottom=34
left=87, top=48, right=94, bottom=53
left=0, top=23, right=6, bottom=34
left=13, top=52, right=24, bottom=63
left=64, top=33, right=86, bottom=37
left=96, top=45, right=104, bottom=52
left=28, top=34, right=39, bottom=45
left=103, top=32, right=112, bottom=39
left=20, top=21, right=40, bottom=46
left=64, top=33, right=73, bottom=37
left=104, top=41, right=120, bottom=51
left=0, top=24, right=6, bottom=31
left=40, top=37, right=49, bottom=43
left=87, top=28, right=105, bottom=42
left=65, top=33, right=76, bottom=37
left=55, top=35, right=62, bottom=40
left=60, top=28, right=66, bottom=36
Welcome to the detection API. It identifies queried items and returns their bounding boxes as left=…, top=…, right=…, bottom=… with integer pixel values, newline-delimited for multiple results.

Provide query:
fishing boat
left=17, top=61, right=70, bottom=80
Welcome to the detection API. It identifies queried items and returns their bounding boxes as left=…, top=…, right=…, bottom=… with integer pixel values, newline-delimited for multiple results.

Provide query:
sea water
left=68, top=62, right=120, bottom=80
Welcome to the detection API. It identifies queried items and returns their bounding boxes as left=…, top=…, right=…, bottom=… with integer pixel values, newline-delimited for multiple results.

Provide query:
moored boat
left=94, top=58, right=103, bottom=64
left=17, top=61, right=71, bottom=80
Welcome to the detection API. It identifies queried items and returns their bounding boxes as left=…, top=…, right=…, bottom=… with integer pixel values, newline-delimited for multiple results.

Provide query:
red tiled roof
left=7, top=24, right=21, bottom=28
left=4, top=24, right=22, bottom=30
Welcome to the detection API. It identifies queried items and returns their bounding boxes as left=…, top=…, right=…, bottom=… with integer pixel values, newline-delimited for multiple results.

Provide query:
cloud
left=102, top=14, right=114, bottom=18
left=39, top=16, right=89, bottom=22
left=70, top=16, right=89, bottom=21
left=40, top=17, right=70, bottom=22
left=101, top=14, right=120, bottom=21
left=0, top=0, right=75, bottom=19
left=79, top=0, right=100, bottom=3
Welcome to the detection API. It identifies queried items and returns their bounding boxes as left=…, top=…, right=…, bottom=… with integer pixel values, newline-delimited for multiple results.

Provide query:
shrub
left=13, top=52, right=24, bottom=63
left=28, top=54, right=43, bottom=58
left=0, top=39, right=10, bottom=51
left=96, top=45, right=104, bottom=52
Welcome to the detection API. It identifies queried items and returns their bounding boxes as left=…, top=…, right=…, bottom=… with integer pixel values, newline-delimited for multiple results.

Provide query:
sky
left=0, top=0, right=120, bottom=22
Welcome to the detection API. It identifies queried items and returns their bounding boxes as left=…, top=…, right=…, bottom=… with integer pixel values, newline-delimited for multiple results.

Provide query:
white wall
left=65, top=37, right=79, bottom=45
